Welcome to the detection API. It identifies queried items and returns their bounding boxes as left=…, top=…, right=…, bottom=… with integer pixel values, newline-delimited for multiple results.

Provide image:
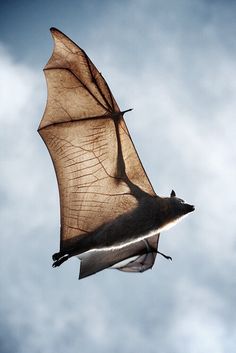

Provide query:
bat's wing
left=114, top=233, right=159, bottom=273
left=38, top=28, right=156, bottom=259
left=116, top=253, right=156, bottom=273
left=79, top=234, right=160, bottom=279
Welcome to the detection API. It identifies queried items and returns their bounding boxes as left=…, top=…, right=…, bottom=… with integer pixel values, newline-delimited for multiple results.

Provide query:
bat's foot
left=52, top=252, right=63, bottom=261
left=157, top=250, right=172, bottom=261
left=52, top=254, right=70, bottom=267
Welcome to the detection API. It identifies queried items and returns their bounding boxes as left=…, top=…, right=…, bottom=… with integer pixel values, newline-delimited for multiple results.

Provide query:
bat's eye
left=176, top=198, right=184, bottom=203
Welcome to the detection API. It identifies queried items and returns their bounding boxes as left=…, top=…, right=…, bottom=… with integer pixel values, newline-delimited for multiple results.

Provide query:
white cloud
left=0, top=45, right=58, bottom=233
left=0, top=1, right=236, bottom=352
left=170, top=278, right=235, bottom=353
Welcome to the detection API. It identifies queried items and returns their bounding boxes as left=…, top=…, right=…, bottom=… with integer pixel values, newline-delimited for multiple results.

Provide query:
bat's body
left=53, top=194, right=193, bottom=259
left=39, top=28, right=194, bottom=279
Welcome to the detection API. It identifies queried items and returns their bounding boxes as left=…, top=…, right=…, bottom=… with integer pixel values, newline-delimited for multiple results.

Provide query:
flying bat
left=38, top=28, right=195, bottom=279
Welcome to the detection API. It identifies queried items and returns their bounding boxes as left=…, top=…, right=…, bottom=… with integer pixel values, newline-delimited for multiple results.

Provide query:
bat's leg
left=143, top=239, right=153, bottom=252
left=144, top=239, right=172, bottom=260
left=157, top=251, right=172, bottom=261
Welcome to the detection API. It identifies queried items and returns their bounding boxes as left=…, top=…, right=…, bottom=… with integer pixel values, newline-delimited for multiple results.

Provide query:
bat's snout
left=187, top=204, right=195, bottom=213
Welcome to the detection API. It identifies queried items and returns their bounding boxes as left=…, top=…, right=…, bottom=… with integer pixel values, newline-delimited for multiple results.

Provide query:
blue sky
left=0, top=1, right=236, bottom=352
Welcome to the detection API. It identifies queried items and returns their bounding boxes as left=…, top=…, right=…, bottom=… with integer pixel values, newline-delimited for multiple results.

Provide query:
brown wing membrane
left=39, top=28, right=120, bottom=130
left=39, top=28, right=156, bottom=270
left=40, top=118, right=139, bottom=246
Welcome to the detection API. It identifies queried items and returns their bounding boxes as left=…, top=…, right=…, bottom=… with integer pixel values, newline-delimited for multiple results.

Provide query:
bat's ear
left=170, top=190, right=176, bottom=197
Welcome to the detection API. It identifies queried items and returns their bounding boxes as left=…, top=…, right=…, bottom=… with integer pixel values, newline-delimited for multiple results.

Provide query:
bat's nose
left=185, top=204, right=195, bottom=213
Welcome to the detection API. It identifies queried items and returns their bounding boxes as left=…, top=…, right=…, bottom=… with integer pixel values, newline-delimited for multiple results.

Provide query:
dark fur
left=61, top=195, right=194, bottom=256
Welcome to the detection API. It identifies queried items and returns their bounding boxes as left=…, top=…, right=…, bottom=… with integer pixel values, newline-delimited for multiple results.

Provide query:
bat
left=38, top=28, right=195, bottom=279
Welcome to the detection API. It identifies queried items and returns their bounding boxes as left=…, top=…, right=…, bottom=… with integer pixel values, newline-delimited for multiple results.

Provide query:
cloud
left=171, top=279, right=227, bottom=353
left=0, top=1, right=236, bottom=352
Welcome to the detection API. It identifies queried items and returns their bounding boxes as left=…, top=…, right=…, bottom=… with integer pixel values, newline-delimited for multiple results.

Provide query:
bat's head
left=167, top=190, right=195, bottom=219
left=169, top=189, right=195, bottom=216
left=158, top=189, right=195, bottom=232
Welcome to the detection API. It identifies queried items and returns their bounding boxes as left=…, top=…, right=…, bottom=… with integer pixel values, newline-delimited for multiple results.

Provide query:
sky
left=0, top=0, right=236, bottom=352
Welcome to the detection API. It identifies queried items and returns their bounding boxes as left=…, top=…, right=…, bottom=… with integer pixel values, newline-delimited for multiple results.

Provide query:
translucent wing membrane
left=116, top=234, right=159, bottom=273
left=39, top=119, right=139, bottom=248
left=39, top=28, right=120, bottom=129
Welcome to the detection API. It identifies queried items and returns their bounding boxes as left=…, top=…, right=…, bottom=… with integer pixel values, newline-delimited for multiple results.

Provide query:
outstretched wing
left=38, top=28, right=156, bottom=258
